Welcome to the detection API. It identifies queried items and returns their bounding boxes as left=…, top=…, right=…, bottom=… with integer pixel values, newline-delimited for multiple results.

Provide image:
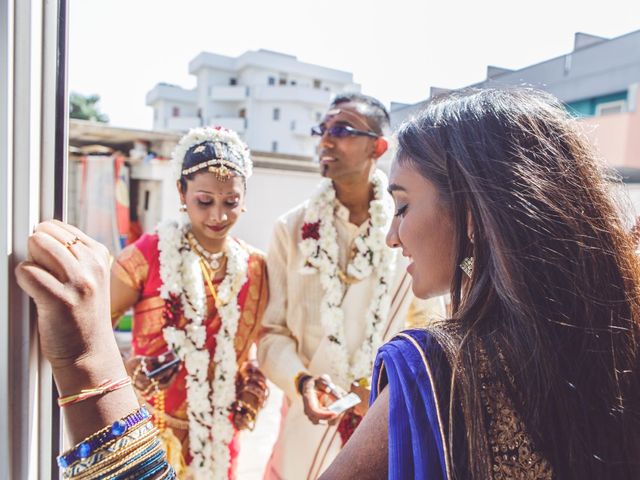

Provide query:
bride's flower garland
left=158, top=220, right=249, bottom=479
left=299, top=169, right=396, bottom=387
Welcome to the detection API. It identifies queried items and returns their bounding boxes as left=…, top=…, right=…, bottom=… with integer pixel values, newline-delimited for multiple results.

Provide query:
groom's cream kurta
left=258, top=198, right=438, bottom=479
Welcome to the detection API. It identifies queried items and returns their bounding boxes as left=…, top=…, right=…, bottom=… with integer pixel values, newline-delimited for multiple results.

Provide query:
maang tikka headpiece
left=171, top=126, right=253, bottom=182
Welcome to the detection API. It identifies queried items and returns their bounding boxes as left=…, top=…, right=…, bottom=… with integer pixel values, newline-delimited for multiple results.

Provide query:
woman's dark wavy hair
left=396, top=88, right=640, bottom=479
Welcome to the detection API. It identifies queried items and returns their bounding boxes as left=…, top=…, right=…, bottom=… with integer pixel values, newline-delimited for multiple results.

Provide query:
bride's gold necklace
left=187, top=231, right=225, bottom=271
left=187, top=232, right=227, bottom=307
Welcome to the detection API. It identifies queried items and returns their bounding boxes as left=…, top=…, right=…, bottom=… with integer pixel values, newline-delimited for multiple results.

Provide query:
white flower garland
left=299, top=169, right=396, bottom=387
left=158, top=220, right=249, bottom=479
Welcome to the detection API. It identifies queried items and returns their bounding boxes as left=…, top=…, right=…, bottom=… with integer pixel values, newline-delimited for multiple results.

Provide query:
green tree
left=69, top=92, right=109, bottom=122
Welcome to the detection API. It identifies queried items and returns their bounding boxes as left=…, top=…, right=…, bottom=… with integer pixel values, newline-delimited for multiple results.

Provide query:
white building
left=146, top=49, right=359, bottom=158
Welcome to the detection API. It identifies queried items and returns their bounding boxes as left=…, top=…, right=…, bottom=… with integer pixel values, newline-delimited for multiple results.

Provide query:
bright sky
left=69, top=0, right=640, bottom=130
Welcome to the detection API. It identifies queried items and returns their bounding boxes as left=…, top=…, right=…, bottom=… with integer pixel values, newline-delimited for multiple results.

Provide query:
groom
left=258, top=93, right=433, bottom=479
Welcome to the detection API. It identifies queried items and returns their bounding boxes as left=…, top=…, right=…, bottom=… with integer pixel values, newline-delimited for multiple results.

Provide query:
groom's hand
left=301, top=375, right=340, bottom=425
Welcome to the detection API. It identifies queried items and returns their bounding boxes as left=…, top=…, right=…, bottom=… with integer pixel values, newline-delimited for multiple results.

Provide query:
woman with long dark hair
left=321, top=88, right=640, bottom=479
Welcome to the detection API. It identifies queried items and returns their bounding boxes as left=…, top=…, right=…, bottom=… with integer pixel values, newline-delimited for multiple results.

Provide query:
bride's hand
left=14, top=220, right=118, bottom=370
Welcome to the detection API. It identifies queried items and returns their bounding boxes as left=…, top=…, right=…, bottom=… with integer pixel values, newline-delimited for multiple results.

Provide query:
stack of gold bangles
left=233, top=362, right=269, bottom=430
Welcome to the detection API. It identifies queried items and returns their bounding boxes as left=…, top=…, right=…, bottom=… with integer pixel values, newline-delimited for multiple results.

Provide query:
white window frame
left=1, top=0, right=68, bottom=478
left=595, top=99, right=627, bottom=116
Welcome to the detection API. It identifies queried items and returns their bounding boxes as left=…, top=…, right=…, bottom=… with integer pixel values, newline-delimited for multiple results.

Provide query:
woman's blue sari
left=370, top=329, right=454, bottom=480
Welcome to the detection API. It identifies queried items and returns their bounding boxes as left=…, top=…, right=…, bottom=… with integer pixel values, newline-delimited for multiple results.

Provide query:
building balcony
left=165, top=116, right=201, bottom=132
left=252, top=85, right=331, bottom=105
left=210, top=85, right=248, bottom=102
left=207, top=116, right=246, bottom=133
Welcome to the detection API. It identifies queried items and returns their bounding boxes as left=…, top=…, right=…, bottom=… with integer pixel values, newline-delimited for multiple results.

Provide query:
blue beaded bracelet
left=57, top=406, right=151, bottom=469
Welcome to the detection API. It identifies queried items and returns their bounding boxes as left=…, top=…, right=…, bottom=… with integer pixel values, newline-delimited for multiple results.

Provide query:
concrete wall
left=234, top=168, right=321, bottom=251
left=579, top=93, right=640, bottom=169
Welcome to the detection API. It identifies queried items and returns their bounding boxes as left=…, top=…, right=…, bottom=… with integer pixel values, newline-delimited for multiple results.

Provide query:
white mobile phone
left=327, top=392, right=361, bottom=414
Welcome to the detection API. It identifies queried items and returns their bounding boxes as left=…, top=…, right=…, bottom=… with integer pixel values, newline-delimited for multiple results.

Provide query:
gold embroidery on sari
left=234, top=254, right=267, bottom=361
left=479, top=353, right=553, bottom=479
left=133, top=304, right=166, bottom=337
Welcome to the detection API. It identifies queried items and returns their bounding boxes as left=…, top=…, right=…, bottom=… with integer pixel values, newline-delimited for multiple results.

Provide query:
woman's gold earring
left=241, top=206, right=247, bottom=213
left=179, top=204, right=187, bottom=212
left=460, top=257, right=474, bottom=278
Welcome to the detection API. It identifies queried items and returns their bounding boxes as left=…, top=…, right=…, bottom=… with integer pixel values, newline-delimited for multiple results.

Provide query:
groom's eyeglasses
left=310, top=124, right=379, bottom=139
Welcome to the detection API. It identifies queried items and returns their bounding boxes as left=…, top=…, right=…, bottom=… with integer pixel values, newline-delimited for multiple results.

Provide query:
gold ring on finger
left=64, top=236, right=80, bottom=249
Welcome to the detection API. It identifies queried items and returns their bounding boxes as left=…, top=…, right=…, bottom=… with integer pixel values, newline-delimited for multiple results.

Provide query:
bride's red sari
left=112, top=232, right=268, bottom=477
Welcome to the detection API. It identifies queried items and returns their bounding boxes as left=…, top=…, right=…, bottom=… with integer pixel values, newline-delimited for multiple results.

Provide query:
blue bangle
left=57, top=406, right=151, bottom=469
left=100, top=439, right=164, bottom=479
left=109, top=442, right=165, bottom=480
left=134, top=452, right=170, bottom=479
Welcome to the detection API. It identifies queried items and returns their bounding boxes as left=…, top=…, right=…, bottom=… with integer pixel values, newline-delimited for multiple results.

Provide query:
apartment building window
left=229, top=78, right=237, bottom=86
left=315, top=112, right=322, bottom=122
left=290, top=80, right=297, bottom=86
left=273, top=108, right=280, bottom=121
left=238, top=108, right=246, bottom=118
left=268, top=76, right=276, bottom=86
left=290, top=120, right=296, bottom=131
left=313, top=79, right=322, bottom=89
left=279, top=77, right=287, bottom=86
left=595, top=100, right=626, bottom=116
left=172, top=106, right=180, bottom=117
left=272, top=141, right=278, bottom=152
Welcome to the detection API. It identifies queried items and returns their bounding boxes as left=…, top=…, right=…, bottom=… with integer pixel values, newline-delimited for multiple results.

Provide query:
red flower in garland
left=301, top=221, right=321, bottom=241
left=162, top=293, right=183, bottom=327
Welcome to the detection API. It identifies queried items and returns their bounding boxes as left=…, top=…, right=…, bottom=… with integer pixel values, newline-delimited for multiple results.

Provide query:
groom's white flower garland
left=158, top=220, right=249, bottom=479
left=299, top=169, right=396, bottom=387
